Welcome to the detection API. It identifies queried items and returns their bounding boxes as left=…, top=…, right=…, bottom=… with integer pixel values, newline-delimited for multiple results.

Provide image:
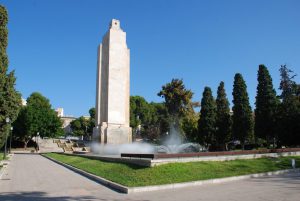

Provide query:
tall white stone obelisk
left=93, top=19, right=132, bottom=144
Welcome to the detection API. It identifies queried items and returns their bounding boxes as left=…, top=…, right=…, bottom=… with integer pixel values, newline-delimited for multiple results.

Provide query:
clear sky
left=2, top=0, right=300, bottom=117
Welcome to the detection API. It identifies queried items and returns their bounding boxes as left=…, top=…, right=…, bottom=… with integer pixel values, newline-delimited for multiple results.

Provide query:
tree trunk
left=225, top=143, right=228, bottom=151
left=223, top=143, right=227, bottom=151
left=241, top=142, right=245, bottom=150
left=24, top=141, right=28, bottom=150
left=24, top=139, right=30, bottom=150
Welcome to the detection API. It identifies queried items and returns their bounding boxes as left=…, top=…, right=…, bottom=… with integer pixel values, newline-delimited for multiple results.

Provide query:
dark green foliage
left=158, top=79, right=193, bottom=138
left=232, top=73, right=254, bottom=148
left=130, top=96, right=169, bottom=141
left=279, top=65, right=297, bottom=102
left=215, top=81, right=231, bottom=150
left=12, top=93, right=63, bottom=147
left=181, top=104, right=199, bottom=142
left=71, top=107, right=96, bottom=137
left=0, top=5, right=21, bottom=147
left=87, top=107, right=95, bottom=135
left=296, top=84, right=300, bottom=101
left=198, top=87, right=216, bottom=147
left=255, top=65, right=278, bottom=146
left=70, top=116, right=89, bottom=137
left=276, top=101, right=300, bottom=146
left=158, top=79, right=193, bottom=119
left=276, top=65, right=300, bottom=146
left=130, top=96, right=154, bottom=128
left=11, top=107, right=26, bottom=143
left=144, top=102, right=169, bottom=141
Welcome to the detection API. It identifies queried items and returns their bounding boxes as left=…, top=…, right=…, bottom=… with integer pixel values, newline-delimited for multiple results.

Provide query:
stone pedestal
left=100, top=123, right=132, bottom=144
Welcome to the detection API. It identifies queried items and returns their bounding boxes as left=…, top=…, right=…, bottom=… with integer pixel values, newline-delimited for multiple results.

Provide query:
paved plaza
left=0, top=154, right=299, bottom=201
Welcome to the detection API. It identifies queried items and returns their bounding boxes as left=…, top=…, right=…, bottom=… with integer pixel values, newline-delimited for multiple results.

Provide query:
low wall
left=62, top=148, right=300, bottom=167
left=150, top=151, right=300, bottom=167
left=153, top=148, right=300, bottom=159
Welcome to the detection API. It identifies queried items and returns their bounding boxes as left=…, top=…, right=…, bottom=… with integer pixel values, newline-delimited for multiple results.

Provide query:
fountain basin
left=72, top=147, right=300, bottom=167
left=121, top=148, right=300, bottom=159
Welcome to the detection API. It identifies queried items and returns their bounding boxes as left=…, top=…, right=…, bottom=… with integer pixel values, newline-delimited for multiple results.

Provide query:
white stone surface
left=94, top=19, right=132, bottom=144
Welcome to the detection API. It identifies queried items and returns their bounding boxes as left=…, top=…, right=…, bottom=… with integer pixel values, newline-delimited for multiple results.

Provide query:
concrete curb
left=127, top=168, right=300, bottom=193
left=41, top=154, right=300, bottom=194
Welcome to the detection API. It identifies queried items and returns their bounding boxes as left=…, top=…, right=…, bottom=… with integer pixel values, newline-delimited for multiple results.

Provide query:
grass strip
left=0, top=153, right=6, bottom=161
left=44, top=153, right=300, bottom=187
left=0, top=153, right=4, bottom=169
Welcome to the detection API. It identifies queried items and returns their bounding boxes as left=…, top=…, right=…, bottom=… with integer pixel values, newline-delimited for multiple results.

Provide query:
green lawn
left=0, top=153, right=4, bottom=169
left=44, top=153, right=300, bottom=187
left=0, top=153, right=4, bottom=161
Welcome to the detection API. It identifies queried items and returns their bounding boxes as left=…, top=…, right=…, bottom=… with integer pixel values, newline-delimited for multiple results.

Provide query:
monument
left=93, top=19, right=132, bottom=144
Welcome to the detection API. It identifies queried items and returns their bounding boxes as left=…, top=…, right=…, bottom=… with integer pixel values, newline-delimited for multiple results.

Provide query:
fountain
left=154, top=123, right=204, bottom=153
left=91, top=122, right=204, bottom=155
left=155, top=143, right=203, bottom=153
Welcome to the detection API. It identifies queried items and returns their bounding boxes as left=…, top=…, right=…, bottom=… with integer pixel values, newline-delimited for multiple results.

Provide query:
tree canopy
left=70, top=116, right=89, bottom=137
left=0, top=5, right=21, bottom=147
left=279, top=65, right=297, bottom=102
left=215, top=81, right=231, bottom=150
left=255, top=65, right=278, bottom=146
left=130, top=96, right=155, bottom=128
left=276, top=65, right=300, bottom=146
left=198, top=87, right=216, bottom=148
left=158, top=79, right=193, bottom=119
left=232, top=73, right=254, bottom=148
left=88, top=107, right=96, bottom=135
left=12, top=92, right=63, bottom=147
left=158, top=78, right=193, bottom=139
left=130, top=96, right=169, bottom=141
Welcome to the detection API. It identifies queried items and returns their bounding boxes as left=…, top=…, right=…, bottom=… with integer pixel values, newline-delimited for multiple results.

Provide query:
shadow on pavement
left=0, top=191, right=151, bottom=201
left=0, top=191, right=96, bottom=201
left=248, top=172, right=300, bottom=190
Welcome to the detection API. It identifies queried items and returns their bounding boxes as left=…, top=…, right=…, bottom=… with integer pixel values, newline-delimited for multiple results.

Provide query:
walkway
left=0, top=154, right=299, bottom=201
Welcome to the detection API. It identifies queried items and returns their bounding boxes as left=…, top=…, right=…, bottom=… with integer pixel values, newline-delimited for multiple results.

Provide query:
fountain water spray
left=91, top=120, right=203, bottom=155
left=156, top=122, right=203, bottom=153
left=91, top=142, right=155, bottom=155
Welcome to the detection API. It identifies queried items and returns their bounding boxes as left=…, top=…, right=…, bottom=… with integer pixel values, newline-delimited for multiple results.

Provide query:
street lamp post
left=3, top=117, right=10, bottom=160
left=9, top=126, right=13, bottom=154
left=85, top=125, right=87, bottom=140
left=36, top=132, right=40, bottom=152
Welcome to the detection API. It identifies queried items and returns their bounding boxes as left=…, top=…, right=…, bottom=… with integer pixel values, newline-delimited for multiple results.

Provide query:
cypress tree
left=198, top=87, right=216, bottom=149
left=232, top=73, right=253, bottom=149
left=255, top=65, right=278, bottom=147
left=0, top=5, right=21, bottom=147
left=216, top=81, right=231, bottom=150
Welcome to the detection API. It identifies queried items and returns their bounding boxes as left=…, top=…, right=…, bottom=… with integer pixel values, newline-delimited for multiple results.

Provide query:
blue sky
left=2, top=0, right=300, bottom=117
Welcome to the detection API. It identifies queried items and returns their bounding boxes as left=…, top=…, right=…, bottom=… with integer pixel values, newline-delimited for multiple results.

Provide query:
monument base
left=93, top=122, right=132, bottom=144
